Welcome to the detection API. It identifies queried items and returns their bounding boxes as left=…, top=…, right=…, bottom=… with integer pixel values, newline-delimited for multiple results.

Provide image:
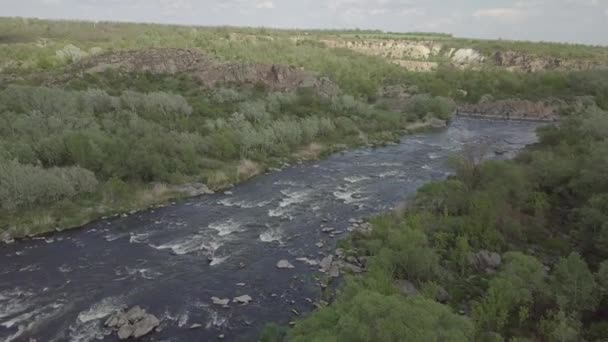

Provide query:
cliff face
left=61, top=48, right=340, bottom=96
left=492, top=51, right=607, bottom=72
left=321, top=38, right=607, bottom=73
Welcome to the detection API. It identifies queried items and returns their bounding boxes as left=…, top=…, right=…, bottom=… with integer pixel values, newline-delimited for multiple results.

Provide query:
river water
left=0, top=118, right=540, bottom=341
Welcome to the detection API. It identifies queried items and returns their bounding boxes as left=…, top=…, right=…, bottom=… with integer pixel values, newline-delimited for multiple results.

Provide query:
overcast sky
left=2, top=0, right=608, bottom=45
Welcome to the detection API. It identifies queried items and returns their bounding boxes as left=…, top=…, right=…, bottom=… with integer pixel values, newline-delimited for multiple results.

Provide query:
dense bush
left=0, top=159, right=97, bottom=209
left=0, top=78, right=433, bottom=236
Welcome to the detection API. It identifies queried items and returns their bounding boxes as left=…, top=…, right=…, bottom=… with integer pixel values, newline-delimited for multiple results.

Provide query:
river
left=0, top=118, right=540, bottom=341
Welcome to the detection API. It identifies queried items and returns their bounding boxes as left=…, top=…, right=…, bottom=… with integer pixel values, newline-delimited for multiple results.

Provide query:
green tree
left=288, top=291, right=473, bottom=342
left=550, top=253, right=598, bottom=313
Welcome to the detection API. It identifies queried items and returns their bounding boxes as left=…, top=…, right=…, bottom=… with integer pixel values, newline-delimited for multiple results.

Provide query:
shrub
left=0, top=159, right=97, bottom=209
left=405, top=94, right=455, bottom=120
left=288, top=290, right=473, bottom=342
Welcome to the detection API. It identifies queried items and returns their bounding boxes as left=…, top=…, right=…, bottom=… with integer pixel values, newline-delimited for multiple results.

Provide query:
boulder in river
left=296, top=257, right=318, bottom=266
left=211, top=297, right=230, bottom=306
left=105, top=306, right=160, bottom=340
left=277, top=260, right=295, bottom=269
left=233, top=295, right=253, bottom=305
left=319, top=255, right=333, bottom=273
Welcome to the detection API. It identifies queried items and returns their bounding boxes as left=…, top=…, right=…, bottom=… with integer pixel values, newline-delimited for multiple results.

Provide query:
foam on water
left=103, top=233, right=128, bottom=242
left=0, top=288, right=34, bottom=320
left=267, top=207, right=291, bottom=219
left=333, top=188, right=364, bottom=204
left=77, top=296, right=124, bottom=323
left=68, top=319, right=108, bottom=342
left=209, top=255, right=229, bottom=266
left=129, top=233, right=150, bottom=244
left=150, top=234, right=215, bottom=255
left=209, top=219, right=243, bottom=236
left=1, top=301, right=66, bottom=342
left=218, top=198, right=271, bottom=209
left=378, top=170, right=403, bottom=178
left=279, top=189, right=313, bottom=207
left=344, top=175, right=371, bottom=183
left=204, top=308, right=229, bottom=329
left=259, top=228, right=282, bottom=243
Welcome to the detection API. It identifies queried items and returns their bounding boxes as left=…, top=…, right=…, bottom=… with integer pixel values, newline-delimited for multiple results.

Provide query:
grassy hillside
left=1, top=17, right=607, bottom=238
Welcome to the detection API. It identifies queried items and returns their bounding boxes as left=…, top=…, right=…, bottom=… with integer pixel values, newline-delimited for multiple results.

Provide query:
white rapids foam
left=77, top=296, right=124, bottom=323
left=259, top=228, right=283, bottom=243
left=218, top=198, right=271, bottom=208
left=68, top=319, right=108, bottom=342
left=129, top=233, right=150, bottom=244
left=344, top=175, right=371, bottom=183
left=205, top=308, right=229, bottom=329
left=150, top=234, right=222, bottom=256
left=208, top=219, right=242, bottom=236
left=1, top=301, right=66, bottom=342
left=333, top=188, right=364, bottom=204
left=279, top=189, right=312, bottom=207
left=0, top=288, right=34, bottom=320
left=378, top=170, right=403, bottom=178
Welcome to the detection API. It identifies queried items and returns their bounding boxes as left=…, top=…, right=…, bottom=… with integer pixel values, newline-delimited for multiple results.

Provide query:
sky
left=2, top=0, right=608, bottom=45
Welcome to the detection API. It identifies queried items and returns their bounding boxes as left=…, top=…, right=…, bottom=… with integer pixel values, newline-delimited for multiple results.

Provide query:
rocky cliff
left=492, top=51, right=607, bottom=72
left=60, top=48, right=340, bottom=96
left=321, top=38, right=607, bottom=73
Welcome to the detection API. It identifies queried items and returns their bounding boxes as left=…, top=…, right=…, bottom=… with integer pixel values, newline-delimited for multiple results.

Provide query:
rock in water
left=211, top=297, right=230, bottom=306
left=117, top=324, right=136, bottom=340
left=233, top=295, right=253, bottom=305
left=105, top=306, right=160, bottom=340
left=319, top=255, right=333, bottom=273
left=132, top=315, right=160, bottom=338
left=277, top=260, right=295, bottom=269
left=125, top=305, right=146, bottom=321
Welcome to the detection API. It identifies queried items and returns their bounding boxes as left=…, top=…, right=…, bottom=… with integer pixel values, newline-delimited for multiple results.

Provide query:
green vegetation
left=0, top=70, right=453, bottom=238
left=287, top=107, right=608, bottom=341
left=1, top=15, right=608, bottom=341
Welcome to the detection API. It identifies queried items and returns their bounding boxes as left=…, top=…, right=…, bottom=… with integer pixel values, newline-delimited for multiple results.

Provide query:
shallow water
left=0, top=118, right=540, bottom=341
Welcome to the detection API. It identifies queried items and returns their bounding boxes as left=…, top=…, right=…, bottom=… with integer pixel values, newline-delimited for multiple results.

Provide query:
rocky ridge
left=58, top=48, right=340, bottom=96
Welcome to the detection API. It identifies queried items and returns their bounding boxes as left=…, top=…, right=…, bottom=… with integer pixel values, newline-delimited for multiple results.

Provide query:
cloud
left=256, top=1, right=274, bottom=9
left=1, top=0, right=607, bottom=45
left=472, top=7, right=527, bottom=21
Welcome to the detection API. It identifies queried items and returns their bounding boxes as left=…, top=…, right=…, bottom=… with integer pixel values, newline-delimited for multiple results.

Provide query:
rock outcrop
left=493, top=50, right=607, bottom=73
left=469, top=250, right=502, bottom=273
left=320, top=38, right=607, bottom=73
left=60, top=48, right=340, bottom=96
